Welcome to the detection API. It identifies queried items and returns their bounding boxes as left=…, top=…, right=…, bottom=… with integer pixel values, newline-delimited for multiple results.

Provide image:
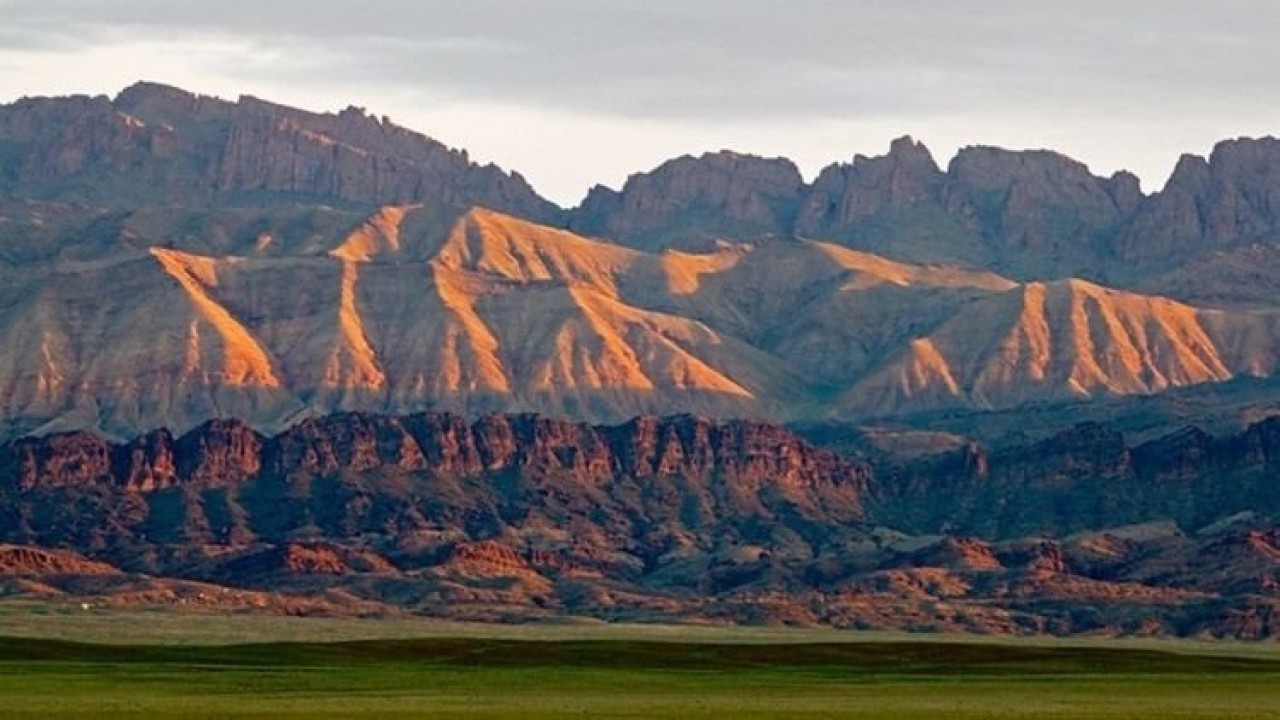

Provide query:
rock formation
left=0, top=82, right=560, bottom=222
left=570, top=151, right=804, bottom=250
left=1119, top=137, right=1280, bottom=268
left=1, top=412, right=1278, bottom=637
left=874, top=417, right=1280, bottom=538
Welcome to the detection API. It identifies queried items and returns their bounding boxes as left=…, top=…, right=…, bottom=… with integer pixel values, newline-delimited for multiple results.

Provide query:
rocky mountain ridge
left=8, top=83, right=1280, bottom=295
left=2, top=411, right=1278, bottom=637
left=0, top=82, right=560, bottom=222
left=569, top=134, right=1280, bottom=291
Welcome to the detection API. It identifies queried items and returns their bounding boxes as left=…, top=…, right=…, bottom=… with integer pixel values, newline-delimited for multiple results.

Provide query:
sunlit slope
left=1, top=202, right=1278, bottom=436
left=0, top=253, right=301, bottom=437
left=843, top=279, right=1279, bottom=413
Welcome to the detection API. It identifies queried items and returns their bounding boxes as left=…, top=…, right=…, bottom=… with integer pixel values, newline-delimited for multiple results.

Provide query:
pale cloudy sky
left=1, top=0, right=1277, bottom=205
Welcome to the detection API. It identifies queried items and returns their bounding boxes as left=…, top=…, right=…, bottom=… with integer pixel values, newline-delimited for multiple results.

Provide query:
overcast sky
left=1, top=1, right=1277, bottom=205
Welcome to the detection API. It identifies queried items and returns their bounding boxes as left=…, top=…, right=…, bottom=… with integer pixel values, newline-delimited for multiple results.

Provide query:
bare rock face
left=219, top=542, right=397, bottom=578
left=1230, top=416, right=1280, bottom=467
left=899, top=537, right=1004, bottom=571
left=571, top=136, right=1151, bottom=280
left=941, top=147, right=1130, bottom=270
left=0, top=82, right=561, bottom=222
left=0, top=411, right=873, bottom=596
left=2, top=412, right=1280, bottom=638
left=796, top=135, right=945, bottom=234
left=1119, top=137, right=1280, bottom=266
left=442, top=540, right=544, bottom=578
left=4, top=86, right=1280, bottom=435
left=1023, top=422, right=1132, bottom=478
left=174, top=420, right=264, bottom=486
left=569, top=151, right=804, bottom=250
left=1, top=411, right=868, bottom=506
left=1129, top=426, right=1216, bottom=480
left=996, top=539, right=1067, bottom=576
left=267, top=414, right=427, bottom=477
left=792, top=138, right=1141, bottom=276
left=5, top=84, right=1280, bottom=636
left=12, top=84, right=1280, bottom=309
left=7, top=432, right=113, bottom=491
left=0, top=198, right=1277, bottom=438
left=115, top=430, right=178, bottom=492
left=878, top=418, right=1280, bottom=539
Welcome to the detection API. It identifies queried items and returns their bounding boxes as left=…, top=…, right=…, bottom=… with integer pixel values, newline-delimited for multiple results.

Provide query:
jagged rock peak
left=114, top=80, right=205, bottom=108
left=0, top=81, right=562, bottom=222
left=3, top=412, right=871, bottom=500
left=1116, top=137, right=1280, bottom=265
left=568, top=150, right=804, bottom=250
left=855, top=135, right=940, bottom=168
left=796, top=136, right=945, bottom=236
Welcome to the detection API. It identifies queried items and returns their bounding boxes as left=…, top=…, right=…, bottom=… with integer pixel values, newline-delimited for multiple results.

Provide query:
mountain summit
left=0, top=81, right=561, bottom=222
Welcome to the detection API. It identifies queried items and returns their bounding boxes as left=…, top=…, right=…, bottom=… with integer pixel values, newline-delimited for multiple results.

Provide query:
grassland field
left=0, top=602, right=1277, bottom=719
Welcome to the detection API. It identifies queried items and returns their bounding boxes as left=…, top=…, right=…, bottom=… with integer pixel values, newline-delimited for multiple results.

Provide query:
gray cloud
left=4, top=0, right=1279, bottom=121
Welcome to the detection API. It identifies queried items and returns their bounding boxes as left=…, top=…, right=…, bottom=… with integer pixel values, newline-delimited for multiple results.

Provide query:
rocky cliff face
left=0, top=82, right=560, bottom=222
left=569, top=134, right=1280, bottom=290
left=875, top=417, right=1280, bottom=538
left=3, top=412, right=1280, bottom=637
left=1, top=412, right=869, bottom=552
left=9, top=85, right=1280, bottom=297
left=5, top=84, right=1280, bottom=636
left=792, top=140, right=1140, bottom=276
left=942, top=147, right=1134, bottom=267
left=570, top=136, right=1146, bottom=277
left=797, top=136, right=944, bottom=232
left=1118, top=138, right=1280, bottom=268
left=569, top=151, right=804, bottom=250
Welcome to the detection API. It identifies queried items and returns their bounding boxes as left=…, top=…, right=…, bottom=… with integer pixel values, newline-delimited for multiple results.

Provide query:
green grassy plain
left=0, top=604, right=1277, bottom=719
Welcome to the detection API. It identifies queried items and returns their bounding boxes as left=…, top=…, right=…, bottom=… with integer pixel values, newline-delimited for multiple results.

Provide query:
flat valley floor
left=0, top=605, right=1278, bottom=719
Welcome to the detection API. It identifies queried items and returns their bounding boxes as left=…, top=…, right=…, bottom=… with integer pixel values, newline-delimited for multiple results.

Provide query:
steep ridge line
left=149, top=248, right=282, bottom=389
left=327, top=260, right=387, bottom=390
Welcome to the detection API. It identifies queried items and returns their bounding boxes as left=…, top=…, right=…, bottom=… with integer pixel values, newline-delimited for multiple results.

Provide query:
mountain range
left=3, top=82, right=1280, bottom=440
left=1, top=83, right=1279, bottom=635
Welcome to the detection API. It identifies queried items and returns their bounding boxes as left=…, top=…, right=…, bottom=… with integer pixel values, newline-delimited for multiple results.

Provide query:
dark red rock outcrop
left=0, top=544, right=120, bottom=576
left=114, top=429, right=177, bottom=492
left=0, top=412, right=870, bottom=553
left=6, top=432, right=113, bottom=491
left=2, top=412, right=1280, bottom=638
left=174, top=419, right=265, bottom=486
left=898, top=537, right=1003, bottom=571
left=212, top=542, right=398, bottom=579
left=876, top=418, right=1280, bottom=539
